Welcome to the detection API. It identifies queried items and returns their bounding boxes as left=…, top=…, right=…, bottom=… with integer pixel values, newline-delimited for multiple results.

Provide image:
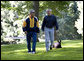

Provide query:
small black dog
left=53, top=40, right=62, bottom=48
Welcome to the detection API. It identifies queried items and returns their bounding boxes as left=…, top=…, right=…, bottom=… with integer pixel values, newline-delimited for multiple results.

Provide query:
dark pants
left=26, top=32, right=37, bottom=52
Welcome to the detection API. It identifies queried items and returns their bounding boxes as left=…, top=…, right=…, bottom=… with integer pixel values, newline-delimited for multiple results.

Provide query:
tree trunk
left=33, top=1, right=39, bottom=19
left=33, top=1, right=39, bottom=42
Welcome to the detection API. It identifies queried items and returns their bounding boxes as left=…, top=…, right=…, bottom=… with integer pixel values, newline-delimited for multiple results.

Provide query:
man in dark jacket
left=22, top=9, right=39, bottom=54
left=41, top=9, right=59, bottom=52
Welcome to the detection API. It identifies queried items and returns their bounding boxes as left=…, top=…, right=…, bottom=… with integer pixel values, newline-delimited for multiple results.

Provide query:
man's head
left=46, top=9, right=52, bottom=16
left=29, top=9, right=35, bottom=17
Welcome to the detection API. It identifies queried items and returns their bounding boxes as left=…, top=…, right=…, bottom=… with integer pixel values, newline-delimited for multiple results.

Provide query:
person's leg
left=49, top=28, right=54, bottom=49
left=32, top=32, right=37, bottom=53
left=26, top=32, right=31, bottom=52
left=44, top=27, right=50, bottom=52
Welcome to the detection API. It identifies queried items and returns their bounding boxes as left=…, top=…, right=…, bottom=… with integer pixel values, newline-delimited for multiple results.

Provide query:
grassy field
left=1, top=40, right=83, bottom=60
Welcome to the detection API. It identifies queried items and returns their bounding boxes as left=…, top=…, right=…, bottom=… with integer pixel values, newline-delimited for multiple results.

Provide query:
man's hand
left=25, top=31, right=27, bottom=34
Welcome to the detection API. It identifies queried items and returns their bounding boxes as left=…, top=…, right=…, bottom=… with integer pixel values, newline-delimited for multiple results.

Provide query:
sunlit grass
left=1, top=40, right=83, bottom=60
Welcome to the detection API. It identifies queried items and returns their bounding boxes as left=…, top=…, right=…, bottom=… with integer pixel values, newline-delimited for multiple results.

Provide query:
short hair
left=46, top=9, right=52, bottom=12
left=29, top=9, right=35, bottom=14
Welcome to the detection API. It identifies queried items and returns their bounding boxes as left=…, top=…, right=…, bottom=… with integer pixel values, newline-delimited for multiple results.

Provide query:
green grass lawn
left=1, top=40, right=83, bottom=60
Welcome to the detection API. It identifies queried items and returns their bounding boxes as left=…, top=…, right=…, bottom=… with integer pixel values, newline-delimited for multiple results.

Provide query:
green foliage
left=74, top=1, right=83, bottom=36
left=1, top=1, right=82, bottom=43
left=1, top=1, right=11, bottom=8
left=57, top=1, right=82, bottom=40
left=39, top=1, right=71, bottom=19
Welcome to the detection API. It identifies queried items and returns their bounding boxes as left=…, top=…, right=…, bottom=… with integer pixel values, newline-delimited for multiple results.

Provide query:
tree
left=39, top=1, right=70, bottom=20
left=1, top=1, right=81, bottom=44
left=1, top=1, right=33, bottom=44
left=57, top=1, right=81, bottom=40
left=75, top=1, right=83, bottom=37
left=33, top=1, right=39, bottom=19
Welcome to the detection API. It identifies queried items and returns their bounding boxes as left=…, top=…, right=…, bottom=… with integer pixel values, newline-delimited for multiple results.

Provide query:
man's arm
left=41, top=17, right=46, bottom=31
left=35, top=17, right=40, bottom=33
left=36, top=20, right=40, bottom=33
left=55, top=16, right=59, bottom=30
left=36, top=17, right=39, bottom=28
left=22, top=20, right=27, bottom=34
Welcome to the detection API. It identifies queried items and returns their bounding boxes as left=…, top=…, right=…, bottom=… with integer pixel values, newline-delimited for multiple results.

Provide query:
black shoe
left=28, top=52, right=32, bottom=54
left=28, top=50, right=31, bottom=53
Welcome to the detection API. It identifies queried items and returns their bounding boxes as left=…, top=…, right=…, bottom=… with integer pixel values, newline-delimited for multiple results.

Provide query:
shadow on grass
left=1, top=46, right=83, bottom=60
left=1, top=40, right=83, bottom=60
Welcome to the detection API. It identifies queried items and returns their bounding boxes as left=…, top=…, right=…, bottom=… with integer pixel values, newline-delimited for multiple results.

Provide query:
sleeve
left=55, top=16, right=59, bottom=30
left=36, top=17, right=39, bottom=28
left=35, top=17, right=40, bottom=33
left=41, top=17, right=46, bottom=31
left=22, top=20, right=27, bottom=32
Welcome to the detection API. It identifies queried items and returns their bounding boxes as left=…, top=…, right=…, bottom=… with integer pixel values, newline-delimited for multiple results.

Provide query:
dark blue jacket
left=41, top=15, right=58, bottom=31
left=22, top=17, right=39, bottom=33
